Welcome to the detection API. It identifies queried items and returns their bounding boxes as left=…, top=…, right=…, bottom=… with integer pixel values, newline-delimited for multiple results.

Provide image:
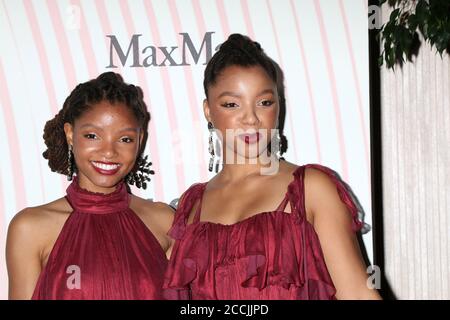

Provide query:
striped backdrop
left=0, top=0, right=371, bottom=299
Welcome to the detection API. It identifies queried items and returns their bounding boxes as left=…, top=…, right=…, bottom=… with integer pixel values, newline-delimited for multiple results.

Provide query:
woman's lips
left=91, top=161, right=121, bottom=175
left=238, top=132, right=261, bottom=144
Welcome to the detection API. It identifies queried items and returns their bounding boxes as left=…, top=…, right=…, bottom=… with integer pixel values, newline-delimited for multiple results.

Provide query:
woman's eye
left=221, top=102, right=238, bottom=108
left=121, top=137, right=134, bottom=143
left=84, top=133, right=97, bottom=139
left=259, top=100, right=274, bottom=107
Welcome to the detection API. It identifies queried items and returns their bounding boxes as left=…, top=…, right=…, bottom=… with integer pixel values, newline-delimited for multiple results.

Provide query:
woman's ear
left=203, top=99, right=212, bottom=123
left=63, top=123, right=74, bottom=146
left=139, top=130, right=144, bottom=146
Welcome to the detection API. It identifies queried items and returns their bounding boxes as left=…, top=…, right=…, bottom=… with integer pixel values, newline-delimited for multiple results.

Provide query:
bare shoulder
left=303, top=165, right=352, bottom=224
left=9, top=198, right=71, bottom=236
left=129, top=195, right=175, bottom=252
left=304, top=165, right=343, bottom=200
left=7, top=198, right=72, bottom=260
left=130, top=195, right=175, bottom=231
left=7, top=207, right=43, bottom=247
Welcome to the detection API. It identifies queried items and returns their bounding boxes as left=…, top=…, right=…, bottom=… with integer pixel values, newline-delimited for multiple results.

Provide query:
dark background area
left=369, top=0, right=396, bottom=300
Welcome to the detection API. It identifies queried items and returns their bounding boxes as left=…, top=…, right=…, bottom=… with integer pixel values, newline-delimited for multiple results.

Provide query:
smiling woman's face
left=204, top=65, right=279, bottom=162
left=64, top=100, right=142, bottom=194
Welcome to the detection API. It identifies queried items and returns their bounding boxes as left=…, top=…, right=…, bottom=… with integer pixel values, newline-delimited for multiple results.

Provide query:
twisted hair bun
left=218, top=33, right=262, bottom=54
left=203, top=33, right=277, bottom=97
left=97, top=71, right=124, bottom=83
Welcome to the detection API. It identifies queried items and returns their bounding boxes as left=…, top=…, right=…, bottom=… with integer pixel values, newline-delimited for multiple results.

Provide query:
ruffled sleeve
left=302, top=164, right=364, bottom=232
left=168, top=183, right=205, bottom=240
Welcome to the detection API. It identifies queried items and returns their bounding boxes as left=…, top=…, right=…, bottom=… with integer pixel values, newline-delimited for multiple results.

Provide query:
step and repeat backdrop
left=0, top=0, right=371, bottom=298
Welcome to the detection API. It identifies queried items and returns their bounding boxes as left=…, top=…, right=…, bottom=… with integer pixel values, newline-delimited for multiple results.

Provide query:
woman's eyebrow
left=119, top=127, right=140, bottom=133
left=217, top=91, right=241, bottom=99
left=79, top=124, right=139, bottom=133
left=217, top=88, right=274, bottom=99
left=79, top=123, right=103, bottom=131
left=257, top=88, right=275, bottom=96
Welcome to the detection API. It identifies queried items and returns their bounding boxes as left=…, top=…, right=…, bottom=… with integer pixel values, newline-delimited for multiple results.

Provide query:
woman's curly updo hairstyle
left=42, top=72, right=151, bottom=181
left=203, top=33, right=278, bottom=98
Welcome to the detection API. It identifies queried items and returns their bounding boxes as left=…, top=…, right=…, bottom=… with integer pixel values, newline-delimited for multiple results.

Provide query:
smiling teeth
left=92, top=162, right=120, bottom=171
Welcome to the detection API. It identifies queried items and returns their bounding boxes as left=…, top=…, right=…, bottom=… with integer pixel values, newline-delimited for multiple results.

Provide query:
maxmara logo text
left=106, top=32, right=217, bottom=68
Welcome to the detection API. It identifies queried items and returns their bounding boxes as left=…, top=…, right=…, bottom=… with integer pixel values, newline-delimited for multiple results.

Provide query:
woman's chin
left=230, top=151, right=269, bottom=163
left=77, top=172, right=125, bottom=190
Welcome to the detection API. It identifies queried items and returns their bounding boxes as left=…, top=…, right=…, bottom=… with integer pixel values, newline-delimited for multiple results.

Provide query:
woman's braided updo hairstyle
left=42, top=72, right=152, bottom=188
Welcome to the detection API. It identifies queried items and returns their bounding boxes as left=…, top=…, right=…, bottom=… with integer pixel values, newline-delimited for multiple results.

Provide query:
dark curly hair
left=42, top=71, right=151, bottom=179
left=203, top=33, right=278, bottom=98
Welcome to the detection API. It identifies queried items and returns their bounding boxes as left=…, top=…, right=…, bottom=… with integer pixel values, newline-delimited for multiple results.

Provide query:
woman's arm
left=6, top=208, right=43, bottom=300
left=304, top=168, right=382, bottom=300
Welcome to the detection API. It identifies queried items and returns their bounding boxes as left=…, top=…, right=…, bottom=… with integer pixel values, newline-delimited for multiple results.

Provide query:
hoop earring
left=208, top=122, right=221, bottom=173
left=67, top=145, right=73, bottom=181
left=125, top=155, right=155, bottom=189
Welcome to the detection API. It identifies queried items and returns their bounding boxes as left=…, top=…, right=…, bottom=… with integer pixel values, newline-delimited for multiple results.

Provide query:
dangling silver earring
left=207, top=122, right=221, bottom=173
left=208, top=122, right=215, bottom=172
left=214, top=137, right=221, bottom=173
left=276, top=131, right=282, bottom=159
left=271, top=130, right=282, bottom=159
left=67, top=145, right=73, bottom=181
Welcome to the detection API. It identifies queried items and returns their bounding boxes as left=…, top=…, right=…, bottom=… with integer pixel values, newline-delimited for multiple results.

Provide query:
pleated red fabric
left=32, top=177, right=176, bottom=300
left=164, top=164, right=363, bottom=300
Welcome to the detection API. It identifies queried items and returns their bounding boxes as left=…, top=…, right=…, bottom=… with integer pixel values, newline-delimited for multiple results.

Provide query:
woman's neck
left=218, top=156, right=281, bottom=183
left=76, top=175, right=119, bottom=195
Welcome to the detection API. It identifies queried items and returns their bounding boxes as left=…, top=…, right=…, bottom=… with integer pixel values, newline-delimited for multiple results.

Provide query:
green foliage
left=379, top=0, right=450, bottom=69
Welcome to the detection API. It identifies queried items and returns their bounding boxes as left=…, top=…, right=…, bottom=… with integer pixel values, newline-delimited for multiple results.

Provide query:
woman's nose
left=101, top=142, right=118, bottom=159
left=241, top=106, right=259, bottom=126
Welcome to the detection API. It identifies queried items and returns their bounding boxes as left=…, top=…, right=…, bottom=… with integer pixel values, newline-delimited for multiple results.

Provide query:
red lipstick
left=239, top=132, right=261, bottom=144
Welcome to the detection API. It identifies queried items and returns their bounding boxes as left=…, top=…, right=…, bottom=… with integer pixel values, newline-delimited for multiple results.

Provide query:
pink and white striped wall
left=0, top=0, right=371, bottom=299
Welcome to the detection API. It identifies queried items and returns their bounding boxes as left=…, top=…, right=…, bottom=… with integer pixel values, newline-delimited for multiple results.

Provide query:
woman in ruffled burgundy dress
left=6, top=72, right=183, bottom=299
left=164, top=34, right=382, bottom=300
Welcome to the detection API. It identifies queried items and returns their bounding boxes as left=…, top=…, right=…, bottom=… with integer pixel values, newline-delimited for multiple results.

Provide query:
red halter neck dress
left=32, top=177, right=176, bottom=299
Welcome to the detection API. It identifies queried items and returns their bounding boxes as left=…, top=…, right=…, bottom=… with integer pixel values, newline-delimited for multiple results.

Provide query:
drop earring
left=208, top=122, right=215, bottom=172
left=207, top=122, right=221, bottom=173
left=276, top=131, right=282, bottom=159
left=271, top=130, right=282, bottom=159
left=67, top=144, right=73, bottom=181
left=214, top=137, right=221, bottom=173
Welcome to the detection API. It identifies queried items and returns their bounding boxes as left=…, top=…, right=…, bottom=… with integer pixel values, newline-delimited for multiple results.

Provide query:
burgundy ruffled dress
left=32, top=177, right=178, bottom=300
left=164, top=164, right=363, bottom=300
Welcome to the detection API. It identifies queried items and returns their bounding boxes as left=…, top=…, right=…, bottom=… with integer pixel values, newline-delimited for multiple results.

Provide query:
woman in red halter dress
left=164, top=34, right=382, bottom=300
left=30, top=176, right=174, bottom=299
left=6, top=72, right=183, bottom=299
